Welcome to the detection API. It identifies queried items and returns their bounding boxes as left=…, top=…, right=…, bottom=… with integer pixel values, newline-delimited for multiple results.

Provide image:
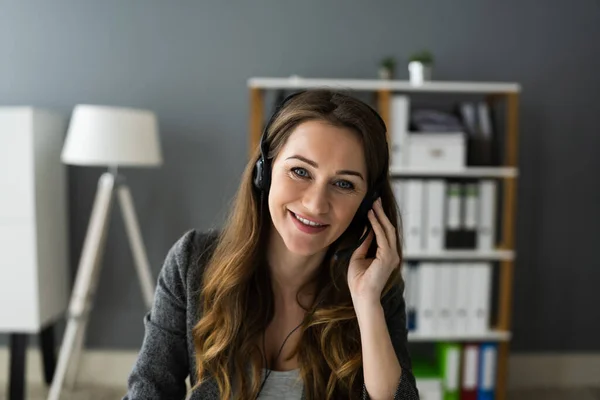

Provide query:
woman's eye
left=291, top=168, right=354, bottom=191
left=291, top=167, right=309, bottom=178
left=336, top=180, right=355, bottom=190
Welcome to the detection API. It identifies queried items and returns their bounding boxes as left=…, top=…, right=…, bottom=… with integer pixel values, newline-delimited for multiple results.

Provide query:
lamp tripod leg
left=117, top=182, right=155, bottom=309
left=47, top=173, right=115, bottom=400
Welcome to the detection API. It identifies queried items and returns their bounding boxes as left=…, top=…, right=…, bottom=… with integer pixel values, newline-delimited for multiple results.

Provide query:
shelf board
left=390, top=166, right=518, bottom=178
left=408, top=330, right=512, bottom=342
left=404, top=250, right=515, bottom=261
left=248, top=77, right=521, bottom=94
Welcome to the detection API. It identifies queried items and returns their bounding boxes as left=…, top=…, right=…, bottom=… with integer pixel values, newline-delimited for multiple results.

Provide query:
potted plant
left=379, top=57, right=396, bottom=80
left=408, top=50, right=434, bottom=84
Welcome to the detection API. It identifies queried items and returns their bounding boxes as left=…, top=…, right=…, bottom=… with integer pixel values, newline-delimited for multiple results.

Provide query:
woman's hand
left=347, top=197, right=400, bottom=308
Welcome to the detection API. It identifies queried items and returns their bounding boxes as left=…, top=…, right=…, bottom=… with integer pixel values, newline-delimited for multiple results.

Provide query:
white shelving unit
left=247, top=77, right=520, bottom=400
left=390, top=166, right=518, bottom=178
left=404, top=250, right=515, bottom=261
left=408, top=330, right=512, bottom=343
left=248, top=77, right=521, bottom=94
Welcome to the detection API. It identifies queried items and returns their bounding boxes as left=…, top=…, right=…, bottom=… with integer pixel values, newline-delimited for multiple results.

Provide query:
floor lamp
left=47, top=105, right=163, bottom=400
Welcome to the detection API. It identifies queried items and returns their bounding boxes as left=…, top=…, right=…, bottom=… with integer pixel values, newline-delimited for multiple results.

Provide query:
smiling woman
left=123, top=90, right=420, bottom=400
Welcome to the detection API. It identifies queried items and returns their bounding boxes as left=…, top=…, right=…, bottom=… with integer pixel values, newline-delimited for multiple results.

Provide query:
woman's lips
left=289, top=211, right=328, bottom=234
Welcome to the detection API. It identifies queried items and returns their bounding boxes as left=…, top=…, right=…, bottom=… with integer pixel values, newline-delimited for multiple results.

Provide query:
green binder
left=436, top=342, right=461, bottom=400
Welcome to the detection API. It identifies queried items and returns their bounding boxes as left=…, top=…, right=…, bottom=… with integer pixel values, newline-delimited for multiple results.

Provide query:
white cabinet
left=0, top=108, right=69, bottom=333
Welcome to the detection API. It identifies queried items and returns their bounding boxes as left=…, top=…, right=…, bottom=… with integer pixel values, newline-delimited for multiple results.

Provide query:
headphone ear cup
left=356, top=188, right=380, bottom=220
left=253, top=159, right=265, bottom=190
left=372, top=188, right=381, bottom=204
left=253, top=158, right=272, bottom=191
left=356, top=192, right=374, bottom=222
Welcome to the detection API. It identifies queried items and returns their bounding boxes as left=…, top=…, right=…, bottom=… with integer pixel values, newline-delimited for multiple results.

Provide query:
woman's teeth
left=294, top=213, right=324, bottom=227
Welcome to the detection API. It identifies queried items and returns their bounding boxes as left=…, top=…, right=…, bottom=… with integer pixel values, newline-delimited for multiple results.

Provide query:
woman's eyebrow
left=286, top=155, right=365, bottom=181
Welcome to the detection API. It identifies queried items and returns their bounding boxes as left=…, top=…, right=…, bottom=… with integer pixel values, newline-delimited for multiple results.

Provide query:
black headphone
left=253, top=90, right=389, bottom=262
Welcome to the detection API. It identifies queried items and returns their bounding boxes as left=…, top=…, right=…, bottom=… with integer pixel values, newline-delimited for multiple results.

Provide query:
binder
left=425, top=180, right=446, bottom=251
left=468, top=263, right=492, bottom=334
left=478, top=343, right=498, bottom=400
left=460, top=101, right=494, bottom=166
left=454, top=264, right=470, bottom=334
left=477, top=180, right=497, bottom=250
left=404, top=180, right=425, bottom=252
left=476, top=101, right=496, bottom=165
left=436, top=265, right=455, bottom=335
left=459, top=102, right=478, bottom=136
left=444, top=182, right=462, bottom=249
left=477, top=102, right=493, bottom=139
left=460, top=343, right=479, bottom=400
left=436, top=342, right=461, bottom=400
left=405, top=262, right=418, bottom=331
left=392, top=180, right=405, bottom=219
left=390, top=95, right=410, bottom=167
left=462, top=182, right=478, bottom=249
left=416, top=263, right=437, bottom=335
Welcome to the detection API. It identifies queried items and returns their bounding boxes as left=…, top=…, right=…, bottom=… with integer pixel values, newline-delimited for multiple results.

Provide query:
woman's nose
left=302, top=183, right=329, bottom=215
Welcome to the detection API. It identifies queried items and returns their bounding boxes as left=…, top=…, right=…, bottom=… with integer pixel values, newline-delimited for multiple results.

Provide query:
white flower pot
left=408, top=61, right=433, bottom=85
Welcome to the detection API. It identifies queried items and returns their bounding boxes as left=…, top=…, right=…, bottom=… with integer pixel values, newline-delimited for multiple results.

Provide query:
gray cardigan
left=123, top=230, right=419, bottom=399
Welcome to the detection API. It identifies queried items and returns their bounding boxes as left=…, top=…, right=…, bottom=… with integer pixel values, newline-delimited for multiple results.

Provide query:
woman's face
left=268, top=120, right=368, bottom=257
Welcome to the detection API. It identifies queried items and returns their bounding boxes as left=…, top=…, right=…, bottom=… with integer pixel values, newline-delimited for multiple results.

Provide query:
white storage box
left=406, top=132, right=466, bottom=170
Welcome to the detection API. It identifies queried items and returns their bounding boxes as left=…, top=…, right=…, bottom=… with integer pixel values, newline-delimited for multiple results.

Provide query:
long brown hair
left=192, top=89, right=403, bottom=399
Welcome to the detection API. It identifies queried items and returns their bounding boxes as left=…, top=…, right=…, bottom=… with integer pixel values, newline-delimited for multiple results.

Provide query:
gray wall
left=1, top=1, right=599, bottom=352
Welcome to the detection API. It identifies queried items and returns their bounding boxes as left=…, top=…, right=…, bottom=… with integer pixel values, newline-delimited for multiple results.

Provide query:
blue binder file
left=477, top=343, right=497, bottom=400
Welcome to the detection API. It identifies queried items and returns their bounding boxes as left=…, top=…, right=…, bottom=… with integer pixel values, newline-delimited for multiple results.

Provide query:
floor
left=1, top=385, right=599, bottom=399
left=0, top=384, right=125, bottom=400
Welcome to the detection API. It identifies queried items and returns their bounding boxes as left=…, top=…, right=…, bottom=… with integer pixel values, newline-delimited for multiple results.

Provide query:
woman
left=124, top=89, right=419, bottom=399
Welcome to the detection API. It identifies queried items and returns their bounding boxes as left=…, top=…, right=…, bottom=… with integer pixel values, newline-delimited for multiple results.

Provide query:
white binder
left=425, top=180, right=445, bottom=251
left=464, top=183, right=479, bottom=231
left=477, top=180, right=497, bottom=250
left=390, top=95, right=410, bottom=167
left=468, top=262, right=492, bottom=334
left=392, top=180, right=405, bottom=223
left=446, top=183, right=462, bottom=230
left=436, top=264, right=455, bottom=335
left=404, top=180, right=425, bottom=252
left=416, top=262, right=437, bottom=335
left=454, top=264, right=471, bottom=334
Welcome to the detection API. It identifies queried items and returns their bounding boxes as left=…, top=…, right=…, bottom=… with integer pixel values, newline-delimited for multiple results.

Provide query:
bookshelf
left=247, top=77, right=520, bottom=400
left=408, top=330, right=512, bottom=343
left=404, top=249, right=515, bottom=261
left=390, top=166, right=518, bottom=178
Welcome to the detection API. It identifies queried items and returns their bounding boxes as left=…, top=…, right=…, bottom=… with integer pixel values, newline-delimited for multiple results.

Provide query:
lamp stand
left=47, top=171, right=155, bottom=400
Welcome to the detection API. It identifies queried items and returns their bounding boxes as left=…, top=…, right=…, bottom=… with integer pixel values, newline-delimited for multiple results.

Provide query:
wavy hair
left=192, top=89, right=403, bottom=399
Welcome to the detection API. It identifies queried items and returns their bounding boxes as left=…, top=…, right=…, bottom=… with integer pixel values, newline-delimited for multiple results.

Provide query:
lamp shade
left=61, top=105, right=163, bottom=167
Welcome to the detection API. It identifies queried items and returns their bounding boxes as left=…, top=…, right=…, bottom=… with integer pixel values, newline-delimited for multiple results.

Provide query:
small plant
left=409, top=50, right=434, bottom=65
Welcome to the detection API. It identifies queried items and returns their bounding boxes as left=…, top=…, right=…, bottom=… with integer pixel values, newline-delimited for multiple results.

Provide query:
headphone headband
left=254, top=90, right=389, bottom=191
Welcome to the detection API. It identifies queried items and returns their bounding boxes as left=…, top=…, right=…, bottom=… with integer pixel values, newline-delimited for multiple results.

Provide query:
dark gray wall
left=1, top=1, right=599, bottom=352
